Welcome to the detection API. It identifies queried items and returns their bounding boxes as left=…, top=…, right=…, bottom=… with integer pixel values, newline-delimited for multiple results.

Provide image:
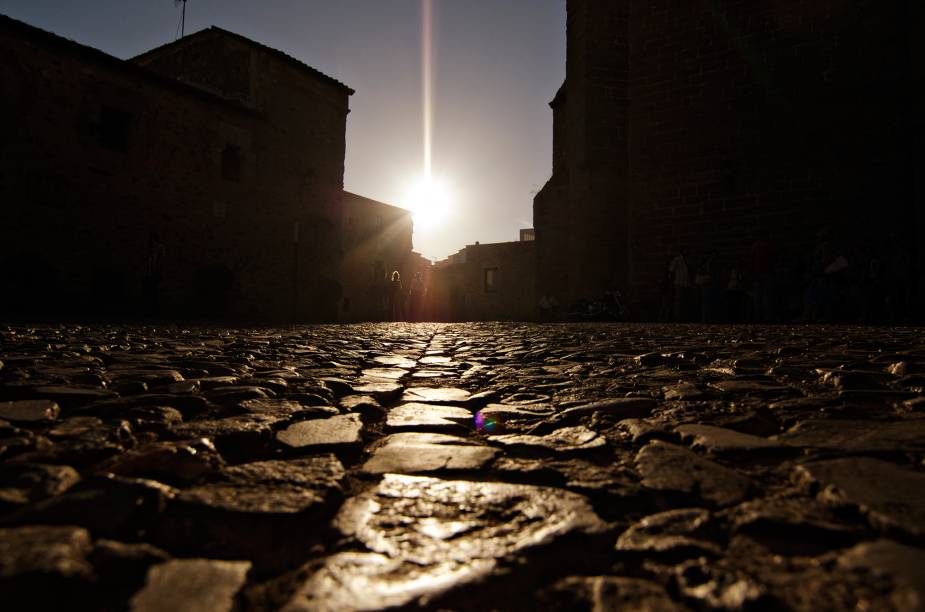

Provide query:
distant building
left=535, top=0, right=924, bottom=316
left=432, top=239, right=535, bottom=321
left=340, top=191, right=414, bottom=321
left=0, top=15, right=353, bottom=321
left=519, top=228, right=535, bottom=242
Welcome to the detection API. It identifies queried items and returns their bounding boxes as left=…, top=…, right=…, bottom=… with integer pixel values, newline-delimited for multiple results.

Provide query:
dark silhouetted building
left=1, top=15, right=352, bottom=321
left=432, top=236, right=536, bottom=321
left=339, top=191, right=415, bottom=321
left=536, top=0, right=924, bottom=317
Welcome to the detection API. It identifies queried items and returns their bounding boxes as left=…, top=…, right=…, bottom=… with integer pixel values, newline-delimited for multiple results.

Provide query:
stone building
left=535, top=0, right=924, bottom=317
left=0, top=15, right=352, bottom=321
left=432, top=237, right=536, bottom=322
left=339, top=191, right=416, bottom=321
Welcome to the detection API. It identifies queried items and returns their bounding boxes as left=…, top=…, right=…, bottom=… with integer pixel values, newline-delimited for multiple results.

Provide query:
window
left=484, top=267, right=498, bottom=293
left=99, top=106, right=132, bottom=152
left=221, top=145, right=242, bottom=182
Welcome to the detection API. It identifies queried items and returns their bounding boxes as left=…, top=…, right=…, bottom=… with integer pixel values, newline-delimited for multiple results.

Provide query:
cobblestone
left=0, top=322, right=923, bottom=610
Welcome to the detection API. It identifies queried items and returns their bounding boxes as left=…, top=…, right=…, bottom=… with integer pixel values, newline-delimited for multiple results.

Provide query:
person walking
left=408, top=272, right=422, bottom=322
left=696, top=250, right=717, bottom=322
left=143, top=232, right=166, bottom=316
left=388, top=271, right=403, bottom=321
left=669, top=246, right=691, bottom=321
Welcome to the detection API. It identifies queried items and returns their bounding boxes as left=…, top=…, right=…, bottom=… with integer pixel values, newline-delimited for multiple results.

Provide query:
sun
left=403, top=175, right=452, bottom=229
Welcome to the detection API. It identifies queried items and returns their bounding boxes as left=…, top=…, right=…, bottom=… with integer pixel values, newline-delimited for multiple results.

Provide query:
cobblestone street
left=1, top=322, right=924, bottom=610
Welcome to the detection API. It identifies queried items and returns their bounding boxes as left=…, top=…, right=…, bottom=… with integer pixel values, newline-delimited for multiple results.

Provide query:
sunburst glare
left=403, top=175, right=452, bottom=230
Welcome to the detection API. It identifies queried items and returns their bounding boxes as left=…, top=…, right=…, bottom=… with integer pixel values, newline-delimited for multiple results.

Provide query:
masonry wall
left=134, top=29, right=352, bottom=321
left=0, top=21, right=252, bottom=317
left=432, top=241, right=536, bottom=321
left=534, top=88, right=571, bottom=306
left=339, top=191, right=414, bottom=321
left=0, top=18, right=349, bottom=321
left=625, top=0, right=915, bottom=312
left=535, top=1, right=630, bottom=309
left=536, top=0, right=920, bottom=316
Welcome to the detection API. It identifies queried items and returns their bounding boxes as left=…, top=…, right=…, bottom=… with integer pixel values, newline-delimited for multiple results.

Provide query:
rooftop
left=132, top=25, right=354, bottom=95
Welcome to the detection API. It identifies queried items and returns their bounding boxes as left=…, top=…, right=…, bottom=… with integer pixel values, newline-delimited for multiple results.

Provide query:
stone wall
left=432, top=241, right=536, bottom=322
left=339, top=191, right=414, bottom=322
left=535, top=2, right=629, bottom=310
left=0, top=16, right=351, bottom=321
left=536, top=0, right=921, bottom=317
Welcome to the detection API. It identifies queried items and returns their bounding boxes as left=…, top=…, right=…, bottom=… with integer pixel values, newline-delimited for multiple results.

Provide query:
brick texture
left=0, top=17, right=351, bottom=321
left=536, top=0, right=922, bottom=316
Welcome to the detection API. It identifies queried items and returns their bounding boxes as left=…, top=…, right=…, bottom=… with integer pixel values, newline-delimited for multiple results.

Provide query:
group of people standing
left=371, top=269, right=428, bottom=322
left=660, top=229, right=916, bottom=324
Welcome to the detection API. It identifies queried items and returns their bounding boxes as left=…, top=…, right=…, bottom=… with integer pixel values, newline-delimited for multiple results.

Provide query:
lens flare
left=421, top=0, right=433, bottom=178
left=404, top=175, right=451, bottom=229
left=474, top=410, right=500, bottom=433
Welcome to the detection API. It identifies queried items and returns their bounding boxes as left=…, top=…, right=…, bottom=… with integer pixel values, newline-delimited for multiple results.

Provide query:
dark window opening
left=221, top=145, right=242, bottom=182
left=99, top=106, right=132, bottom=152
left=484, top=267, right=498, bottom=293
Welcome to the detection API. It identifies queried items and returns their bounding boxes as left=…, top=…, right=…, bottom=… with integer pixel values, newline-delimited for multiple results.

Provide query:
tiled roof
left=132, top=25, right=354, bottom=95
left=0, top=13, right=257, bottom=114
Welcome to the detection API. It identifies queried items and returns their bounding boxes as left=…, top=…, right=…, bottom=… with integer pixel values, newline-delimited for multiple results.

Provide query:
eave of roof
left=343, top=190, right=411, bottom=215
left=132, top=25, right=354, bottom=96
left=550, top=80, right=567, bottom=108
left=0, top=13, right=258, bottom=115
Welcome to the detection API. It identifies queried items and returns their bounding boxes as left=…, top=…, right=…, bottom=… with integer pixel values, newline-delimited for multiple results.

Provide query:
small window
left=221, top=145, right=242, bottom=182
left=99, top=106, right=132, bottom=152
left=484, top=267, right=498, bottom=293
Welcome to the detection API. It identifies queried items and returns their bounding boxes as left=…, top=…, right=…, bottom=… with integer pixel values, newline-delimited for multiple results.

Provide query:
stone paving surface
left=0, top=322, right=923, bottom=610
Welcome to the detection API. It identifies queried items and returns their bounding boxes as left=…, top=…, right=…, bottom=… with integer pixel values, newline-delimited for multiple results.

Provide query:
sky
left=0, top=0, right=565, bottom=261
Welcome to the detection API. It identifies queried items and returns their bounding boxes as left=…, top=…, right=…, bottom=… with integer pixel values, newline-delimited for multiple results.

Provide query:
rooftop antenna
left=174, top=0, right=188, bottom=39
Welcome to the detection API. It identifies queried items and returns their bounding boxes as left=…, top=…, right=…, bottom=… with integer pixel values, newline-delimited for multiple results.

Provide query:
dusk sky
left=0, top=0, right=565, bottom=260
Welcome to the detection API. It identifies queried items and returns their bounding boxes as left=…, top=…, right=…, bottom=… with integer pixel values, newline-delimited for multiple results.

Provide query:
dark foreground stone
left=1, top=321, right=923, bottom=610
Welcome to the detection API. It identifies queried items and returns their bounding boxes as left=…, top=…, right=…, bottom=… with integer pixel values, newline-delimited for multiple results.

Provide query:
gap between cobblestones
left=1, top=322, right=924, bottom=610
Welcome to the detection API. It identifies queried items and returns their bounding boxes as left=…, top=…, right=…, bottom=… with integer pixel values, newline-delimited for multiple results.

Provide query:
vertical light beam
left=421, top=0, right=433, bottom=179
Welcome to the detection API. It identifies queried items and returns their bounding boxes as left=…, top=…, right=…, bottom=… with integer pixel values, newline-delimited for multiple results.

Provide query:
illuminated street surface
left=1, top=322, right=924, bottom=610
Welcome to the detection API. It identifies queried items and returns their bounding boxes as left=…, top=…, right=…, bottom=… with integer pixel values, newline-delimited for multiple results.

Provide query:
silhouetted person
left=656, top=267, right=672, bottom=322
left=668, top=246, right=691, bottom=321
left=539, top=293, right=559, bottom=321
left=408, top=272, right=422, bottom=321
left=751, top=230, right=773, bottom=321
left=143, top=232, right=165, bottom=316
left=885, top=239, right=913, bottom=323
left=695, top=250, right=717, bottom=322
left=726, top=261, right=746, bottom=322
left=860, top=246, right=883, bottom=323
left=817, top=241, right=849, bottom=321
left=388, top=270, right=403, bottom=321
